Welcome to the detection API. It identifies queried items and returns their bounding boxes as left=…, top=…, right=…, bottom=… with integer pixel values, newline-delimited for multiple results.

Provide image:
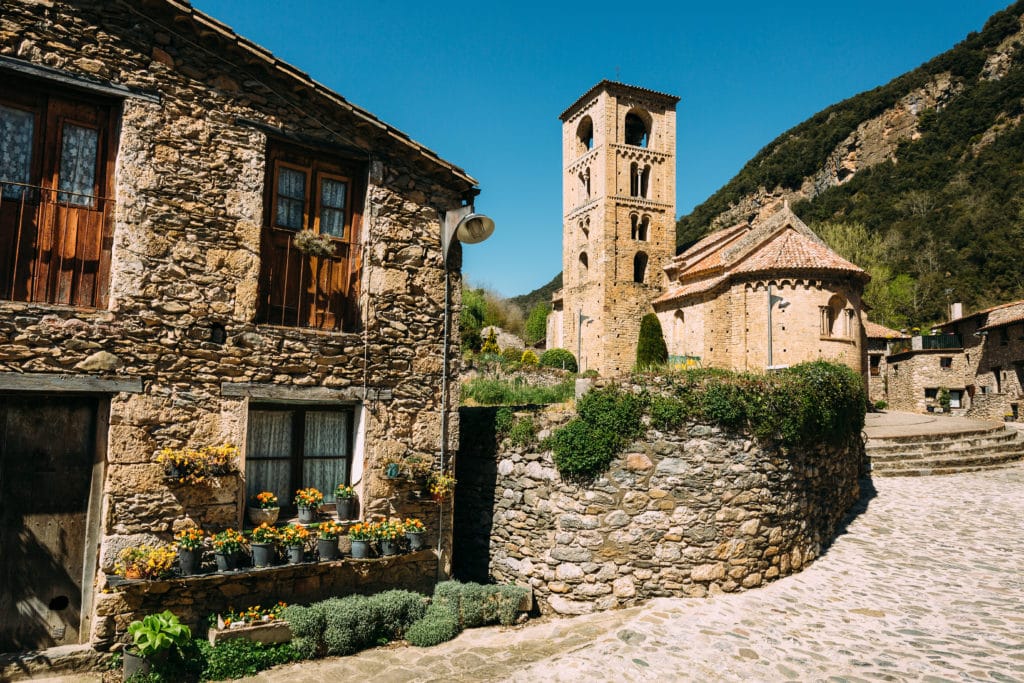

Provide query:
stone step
left=865, top=427, right=1011, bottom=452
left=871, top=461, right=1024, bottom=477
left=869, top=440, right=1024, bottom=463
left=870, top=448, right=1024, bottom=472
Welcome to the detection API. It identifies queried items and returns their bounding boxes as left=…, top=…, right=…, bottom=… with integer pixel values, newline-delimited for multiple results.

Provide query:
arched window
left=578, top=168, right=590, bottom=201
left=583, top=216, right=590, bottom=239
left=640, top=165, right=651, bottom=198
left=673, top=310, right=685, bottom=349
left=578, top=252, right=589, bottom=281
left=822, top=294, right=849, bottom=337
left=630, top=214, right=639, bottom=239
left=624, top=111, right=649, bottom=147
left=576, top=116, right=594, bottom=154
left=633, top=252, right=648, bottom=284
left=629, top=162, right=640, bottom=197
left=638, top=215, right=649, bottom=241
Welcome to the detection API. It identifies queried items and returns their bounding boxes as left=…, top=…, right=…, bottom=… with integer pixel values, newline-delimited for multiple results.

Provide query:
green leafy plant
left=539, top=348, right=578, bottom=372
left=127, top=610, right=191, bottom=658
left=520, top=349, right=539, bottom=366
left=507, top=416, right=536, bottom=448
left=523, top=301, right=550, bottom=345
left=460, top=376, right=574, bottom=406
left=635, top=313, right=668, bottom=370
left=197, top=639, right=300, bottom=680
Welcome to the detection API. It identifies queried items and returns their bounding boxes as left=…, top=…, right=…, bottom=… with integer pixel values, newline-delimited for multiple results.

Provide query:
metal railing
left=0, top=180, right=113, bottom=308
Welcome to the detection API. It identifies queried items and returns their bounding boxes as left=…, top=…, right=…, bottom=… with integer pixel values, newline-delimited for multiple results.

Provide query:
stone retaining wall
left=96, top=550, right=438, bottom=648
left=454, top=406, right=864, bottom=615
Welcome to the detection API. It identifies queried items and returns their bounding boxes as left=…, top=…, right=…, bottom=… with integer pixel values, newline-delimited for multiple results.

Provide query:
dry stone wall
left=454, top=405, right=864, bottom=615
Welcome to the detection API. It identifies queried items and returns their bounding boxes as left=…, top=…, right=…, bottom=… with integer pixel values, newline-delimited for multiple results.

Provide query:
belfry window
left=633, top=252, right=648, bottom=284
left=624, top=112, right=649, bottom=147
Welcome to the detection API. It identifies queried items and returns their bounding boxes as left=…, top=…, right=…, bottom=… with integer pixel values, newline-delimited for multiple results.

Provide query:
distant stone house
left=883, top=301, right=1024, bottom=420
left=652, top=207, right=870, bottom=376
left=0, top=0, right=478, bottom=652
left=864, top=320, right=908, bottom=404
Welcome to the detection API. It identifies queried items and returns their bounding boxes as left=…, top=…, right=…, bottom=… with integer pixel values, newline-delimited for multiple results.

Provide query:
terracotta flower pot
left=247, top=507, right=280, bottom=526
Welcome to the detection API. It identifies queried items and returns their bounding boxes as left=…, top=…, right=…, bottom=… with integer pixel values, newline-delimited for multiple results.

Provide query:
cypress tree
left=635, top=313, right=668, bottom=369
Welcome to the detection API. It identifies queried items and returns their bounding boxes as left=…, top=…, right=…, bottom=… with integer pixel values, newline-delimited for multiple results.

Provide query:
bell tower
left=549, top=81, right=679, bottom=376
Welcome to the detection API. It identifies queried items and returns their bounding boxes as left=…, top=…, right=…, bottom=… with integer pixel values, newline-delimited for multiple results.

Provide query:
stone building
left=0, top=0, right=478, bottom=653
left=864, top=320, right=908, bottom=404
left=547, top=82, right=679, bottom=376
left=547, top=82, right=870, bottom=378
left=884, top=301, right=1024, bottom=419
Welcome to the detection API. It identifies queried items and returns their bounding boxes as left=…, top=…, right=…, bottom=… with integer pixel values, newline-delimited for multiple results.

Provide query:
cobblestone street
left=252, top=465, right=1024, bottom=683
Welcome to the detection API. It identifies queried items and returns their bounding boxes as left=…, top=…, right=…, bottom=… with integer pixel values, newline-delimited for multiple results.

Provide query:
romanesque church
left=547, top=81, right=869, bottom=378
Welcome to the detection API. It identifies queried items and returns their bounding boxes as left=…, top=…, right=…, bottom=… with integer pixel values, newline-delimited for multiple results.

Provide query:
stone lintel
left=0, top=372, right=143, bottom=394
left=221, top=382, right=392, bottom=402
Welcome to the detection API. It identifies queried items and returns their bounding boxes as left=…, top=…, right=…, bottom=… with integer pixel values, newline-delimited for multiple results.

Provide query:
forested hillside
left=677, top=2, right=1024, bottom=328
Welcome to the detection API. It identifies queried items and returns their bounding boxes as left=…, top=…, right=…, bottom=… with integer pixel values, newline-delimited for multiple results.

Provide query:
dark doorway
left=0, top=396, right=99, bottom=652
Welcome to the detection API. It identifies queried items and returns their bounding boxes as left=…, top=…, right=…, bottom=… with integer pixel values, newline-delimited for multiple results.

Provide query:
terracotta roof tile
left=653, top=275, right=728, bottom=304
left=864, top=320, right=908, bottom=339
left=731, top=229, right=867, bottom=278
left=978, top=300, right=1024, bottom=331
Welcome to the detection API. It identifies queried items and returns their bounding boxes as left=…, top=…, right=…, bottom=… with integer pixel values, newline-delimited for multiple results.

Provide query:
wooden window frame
left=258, top=141, right=365, bottom=331
left=0, top=78, right=117, bottom=308
left=245, top=404, right=355, bottom=517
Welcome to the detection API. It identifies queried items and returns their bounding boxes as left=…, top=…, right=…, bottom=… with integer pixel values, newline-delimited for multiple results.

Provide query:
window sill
left=819, top=336, right=856, bottom=344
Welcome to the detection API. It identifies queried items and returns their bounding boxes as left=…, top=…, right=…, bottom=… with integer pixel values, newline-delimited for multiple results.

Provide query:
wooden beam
left=221, top=382, right=392, bottom=402
left=0, top=55, right=161, bottom=104
left=0, top=373, right=143, bottom=394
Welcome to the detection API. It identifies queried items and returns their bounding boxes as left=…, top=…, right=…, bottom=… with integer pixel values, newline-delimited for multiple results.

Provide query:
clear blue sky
left=194, top=0, right=1011, bottom=298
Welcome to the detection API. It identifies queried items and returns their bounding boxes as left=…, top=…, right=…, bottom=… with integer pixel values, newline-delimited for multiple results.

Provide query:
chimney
left=950, top=302, right=963, bottom=320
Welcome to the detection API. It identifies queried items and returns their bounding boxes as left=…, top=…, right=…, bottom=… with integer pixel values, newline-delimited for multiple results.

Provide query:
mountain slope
left=677, top=2, right=1024, bottom=327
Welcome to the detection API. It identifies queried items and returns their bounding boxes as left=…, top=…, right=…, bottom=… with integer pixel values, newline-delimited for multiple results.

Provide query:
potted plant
left=114, top=545, right=176, bottom=581
left=403, top=455, right=432, bottom=482
left=315, top=521, right=344, bottom=561
left=202, top=444, right=239, bottom=476
left=375, top=519, right=403, bottom=557
left=334, top=484, right=357, bottom=520
left=279, top=524, right=310, bottom=564
left=294, top=487, right=324, bottom=523
left=123, top=610, right=191, bottom=681
left=428, top=472, right=456, bottom=502
left=210, top=529, right=246, bottom=571
left=403, top=517, right=426, bottom=551
left=381, top=455, right=403, bottom=480
left=249, top=523, right=279, bottom=568
left=156, top=446, right=207, bottom=485
left=174, top=527, right=204, bottom=576
left=292, top=229, right=336, bottom=257
left=347, top=522, right=374, bottom=559
left=248, top=491, right=280, bottom=526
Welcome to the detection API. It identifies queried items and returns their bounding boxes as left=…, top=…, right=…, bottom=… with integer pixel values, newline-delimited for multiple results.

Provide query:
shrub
left=373, top=590, right=427, bottom=639
left=539, top=348, right=578, bottom=372
left=635, top=313, right=668, bottom=369
left=480, top=329, right=500, bottom=355
left=524, top=302, right=550, bottom=346
left=550, top=385, right=645, bottom=479
left=520, top=349, right=539, bottom=366
left=507, top=416, right=536, bottom=448
left=500, top=347, right=522, bottom=364
left=874, top=400, right=888, bottom=410
left=404, top=603, right=460, bottom=647
left=494, top=406, right=515, bottom=436
left=649, top=394, right=686, bottom=432
left=197, top=639, right=300, bottom=680
left=460, top=377, right=575, bottom=406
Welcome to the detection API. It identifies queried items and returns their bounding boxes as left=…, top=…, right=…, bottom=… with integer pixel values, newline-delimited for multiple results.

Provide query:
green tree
left=635, top=313, right=668, bottom=369
left=524, top=302, right=550, bottom=345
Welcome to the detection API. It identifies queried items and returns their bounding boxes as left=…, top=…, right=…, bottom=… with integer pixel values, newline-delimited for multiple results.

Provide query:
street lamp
left=767, top=284, right=789, bottom=369
left=440, top=204, right=495, bottom=470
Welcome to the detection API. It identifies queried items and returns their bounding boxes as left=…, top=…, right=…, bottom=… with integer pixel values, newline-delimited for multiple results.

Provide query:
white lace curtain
left=57, top=124, right=98, bottom=206
left=276, top=167, right=305, bottom=229
left=319, top=178, right=347, bottom=238
left=245, top=409, right=350, bottom=506
left=0, top=104, right=34, bottom=200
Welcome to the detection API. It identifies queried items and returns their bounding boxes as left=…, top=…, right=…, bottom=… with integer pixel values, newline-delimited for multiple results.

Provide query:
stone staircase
left=866, top=424, right=1024, bottom=476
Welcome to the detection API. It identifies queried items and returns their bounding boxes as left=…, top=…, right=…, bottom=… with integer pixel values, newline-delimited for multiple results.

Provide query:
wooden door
left=0, top=396, right=98, bottom=652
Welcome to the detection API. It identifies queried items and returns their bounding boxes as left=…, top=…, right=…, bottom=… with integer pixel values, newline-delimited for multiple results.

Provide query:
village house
left=884, top=301, right=1024, bottom=420
left=0, top=0, right=479, bottom=653
left=547, top=81, right=870, bottom=380
left=864, top=320, right=908, bottom=405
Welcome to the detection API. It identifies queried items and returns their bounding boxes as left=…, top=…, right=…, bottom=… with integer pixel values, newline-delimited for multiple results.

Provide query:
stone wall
left=886, top=350, right=969, bottom=414
left=95, top=550, right=438, bottom=648
left=453, top=404, right=864, bottom=615
left=1, top=0, right=472, bottom=650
